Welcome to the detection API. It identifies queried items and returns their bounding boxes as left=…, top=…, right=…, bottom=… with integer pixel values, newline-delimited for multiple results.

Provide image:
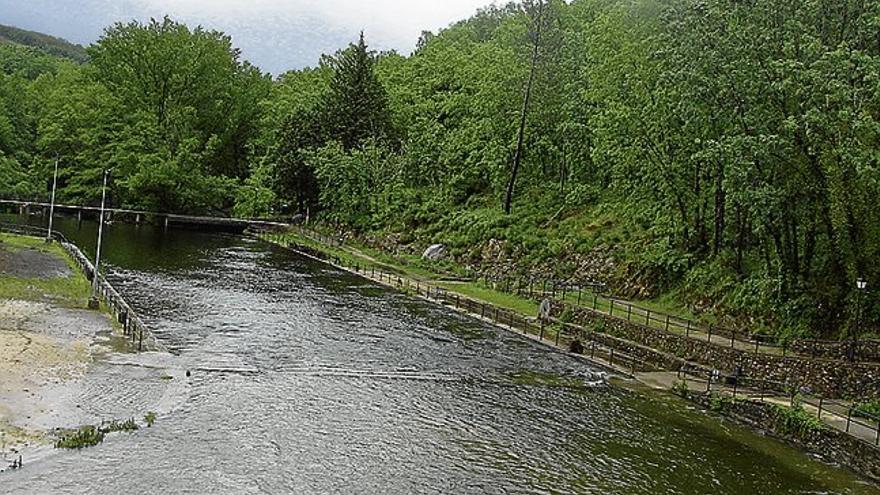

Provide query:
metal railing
left=272, top=224, right=880, bottom=364
left=675, top=366, right=880, bottom=448
left=258, top=230, right=649, bottom=375
left=0, top=222, right=155, bottom=352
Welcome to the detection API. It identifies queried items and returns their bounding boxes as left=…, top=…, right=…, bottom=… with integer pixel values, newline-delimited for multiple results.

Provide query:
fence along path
left=260, top=230, right=656, bottom=377
left=670, top=366, right=880, bottom=449
left=279, top=225, right=879, bottom=364
left=0, top=222, right=158, bottom=352
left=261, top=229, right=880, bottom=452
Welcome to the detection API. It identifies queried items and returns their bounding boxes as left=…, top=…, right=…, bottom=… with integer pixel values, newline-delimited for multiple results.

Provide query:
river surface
left=1, top=213, right=877, bottom=494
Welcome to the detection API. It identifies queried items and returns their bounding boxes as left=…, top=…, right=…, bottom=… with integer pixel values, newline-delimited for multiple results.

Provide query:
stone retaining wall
left=552, top=301, right=880, bottom=399
left=681, top=391, right=880, bottom=483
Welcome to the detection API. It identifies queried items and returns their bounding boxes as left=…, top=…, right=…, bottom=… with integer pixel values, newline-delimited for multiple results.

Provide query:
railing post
left=577, top=289, right=582, bottom=306
left=555, top=324, right=561, bottom=346
left=686, top=320, right=691, bottom=337
left=609, top=300, right=614, bottom=316
left=847, top=408, right=852, bottom=433
left=817, top=397, right=823, bottom=419
left=593, top=294, right=597, bottom=310
left=707, top=326, right=712, bottom=343
left=730, top=330, right=735, bottom=348
left=646, top=310, right=650, bottom=326
left=665, top=315, right=670, bottom=332
left=540, top=320, right=545, bottom=340
left=627, top=305, right=632, bottom=321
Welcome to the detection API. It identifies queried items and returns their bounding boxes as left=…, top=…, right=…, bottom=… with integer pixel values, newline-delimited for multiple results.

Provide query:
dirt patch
left=0, top=300, right=104, bottom=459
left=0, top=246, right=71, bottom=279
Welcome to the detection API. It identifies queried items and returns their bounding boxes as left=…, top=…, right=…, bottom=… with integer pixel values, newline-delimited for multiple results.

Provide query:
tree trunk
left=504, top=0, right=544, bottom=215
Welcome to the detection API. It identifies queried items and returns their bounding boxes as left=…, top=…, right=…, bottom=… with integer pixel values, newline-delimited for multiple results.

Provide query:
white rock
left=422, top=244, right=447, bottom=261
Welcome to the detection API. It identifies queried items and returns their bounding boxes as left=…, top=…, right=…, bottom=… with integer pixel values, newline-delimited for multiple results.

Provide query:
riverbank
left=0, top=233, right=184, bottom=470
left=256, top=226, right=880, bottom=486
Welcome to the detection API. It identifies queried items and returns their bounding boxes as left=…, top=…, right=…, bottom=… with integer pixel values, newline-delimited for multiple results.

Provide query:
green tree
left=321, top=33, right=395, bottom=150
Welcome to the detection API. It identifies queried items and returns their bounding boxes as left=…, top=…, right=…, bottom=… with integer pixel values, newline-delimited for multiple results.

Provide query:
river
left=1, top=213, right=877, bottom=494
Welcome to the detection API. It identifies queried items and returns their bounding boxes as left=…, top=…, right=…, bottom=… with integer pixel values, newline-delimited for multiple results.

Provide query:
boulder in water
left=422, top=244, right=447, bottom=261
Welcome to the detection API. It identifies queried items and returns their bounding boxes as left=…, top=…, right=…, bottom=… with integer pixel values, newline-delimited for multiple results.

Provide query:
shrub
left=771, top=404, right=826, bottom=437
left=853, top=400, right=880, bottom=420
left=671, top=380, right=689, bottom=396
left=55, top=426, right=104, bottom=449
left=144, top=411, right=157, bottom=427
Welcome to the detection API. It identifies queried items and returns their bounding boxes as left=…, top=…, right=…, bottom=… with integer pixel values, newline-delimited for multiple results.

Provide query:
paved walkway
left=636, top=371, right=879, bottom=447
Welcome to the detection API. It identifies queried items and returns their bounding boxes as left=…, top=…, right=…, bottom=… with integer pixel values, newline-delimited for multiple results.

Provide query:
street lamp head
left=857, top=278, right=867, bottom=290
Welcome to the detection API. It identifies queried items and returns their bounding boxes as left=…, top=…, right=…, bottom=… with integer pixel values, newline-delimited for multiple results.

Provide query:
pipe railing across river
left=0, top=222, right=155, bottom=352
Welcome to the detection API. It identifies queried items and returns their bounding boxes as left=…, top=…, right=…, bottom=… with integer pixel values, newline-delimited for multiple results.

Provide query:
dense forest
left=1, top=0, right=878, bottom=339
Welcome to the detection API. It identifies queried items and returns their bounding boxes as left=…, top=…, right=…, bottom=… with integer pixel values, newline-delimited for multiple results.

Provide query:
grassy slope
left=366, top=188, right=764, bottom=334
left=0, top=233, right=92, bottom=307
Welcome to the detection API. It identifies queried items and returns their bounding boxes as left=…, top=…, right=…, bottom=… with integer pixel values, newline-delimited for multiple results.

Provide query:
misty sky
left=0, top=0, right=495, bottom=74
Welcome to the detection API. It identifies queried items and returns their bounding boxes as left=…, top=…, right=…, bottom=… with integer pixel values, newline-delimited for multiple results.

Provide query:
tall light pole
left=88, top=169, right=110, bottom=310
left=854, top=277, right=868, bottom=361
left=46, top=156, right=59, bottom=243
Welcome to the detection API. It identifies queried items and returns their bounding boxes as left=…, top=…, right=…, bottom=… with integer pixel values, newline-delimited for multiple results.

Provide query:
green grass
left=0, top=234, right=92, bottom=307
left=436, top=281, right=539, bottom=315
left=263, top=230, right=541, bottom=316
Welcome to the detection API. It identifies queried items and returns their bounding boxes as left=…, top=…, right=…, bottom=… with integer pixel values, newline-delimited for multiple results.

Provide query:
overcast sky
left=0, top=0, right=496, bottom=74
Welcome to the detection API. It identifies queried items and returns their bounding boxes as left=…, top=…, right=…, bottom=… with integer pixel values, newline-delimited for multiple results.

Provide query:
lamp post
left=46, top=156, right=59, bottom=243
left=88, top=169, right=110, bottom=310
left=851, top=277, right=868, bottom=361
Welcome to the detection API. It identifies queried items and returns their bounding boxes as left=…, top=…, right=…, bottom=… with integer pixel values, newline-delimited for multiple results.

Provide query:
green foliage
left=853, top=401, right=880, bottom=420
left=671, top=379, right=689, bottom=396
left=54, top=418, right=139, bottom=449
left=0, top=24, right=88, bottom=63
left=144, top=411, right=157, bottom=427
left=558, top=307, right=574, bottom=323
left=3, top=1, right=880, bottom=336
left=771, top=403, right=827, bottom=438
left=55, top=425, right=104, bottom=449
left=321, top=33, right=396, bottom=150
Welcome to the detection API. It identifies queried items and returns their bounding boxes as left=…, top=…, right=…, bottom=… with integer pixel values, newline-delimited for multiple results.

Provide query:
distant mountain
left=0, top=24, right=87, bottom=62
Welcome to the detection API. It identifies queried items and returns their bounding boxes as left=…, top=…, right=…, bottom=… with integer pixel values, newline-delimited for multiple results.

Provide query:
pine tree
left=322, top=32, right=394, bottom=150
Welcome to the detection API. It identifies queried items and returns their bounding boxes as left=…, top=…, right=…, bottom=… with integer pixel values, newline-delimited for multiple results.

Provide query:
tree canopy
left=2, top=1, right=879, bottom=337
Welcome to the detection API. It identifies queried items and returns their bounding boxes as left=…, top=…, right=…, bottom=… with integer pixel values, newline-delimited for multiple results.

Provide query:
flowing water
left=1, top=213, right=877, bottom=494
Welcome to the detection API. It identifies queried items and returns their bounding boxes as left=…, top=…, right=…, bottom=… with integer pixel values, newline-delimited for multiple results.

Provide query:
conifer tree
left=321, top=32, right=394, bottom=150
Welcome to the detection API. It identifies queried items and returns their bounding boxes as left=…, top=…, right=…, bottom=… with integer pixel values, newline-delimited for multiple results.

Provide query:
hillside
left=0, top=24, right=87, bottom=62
